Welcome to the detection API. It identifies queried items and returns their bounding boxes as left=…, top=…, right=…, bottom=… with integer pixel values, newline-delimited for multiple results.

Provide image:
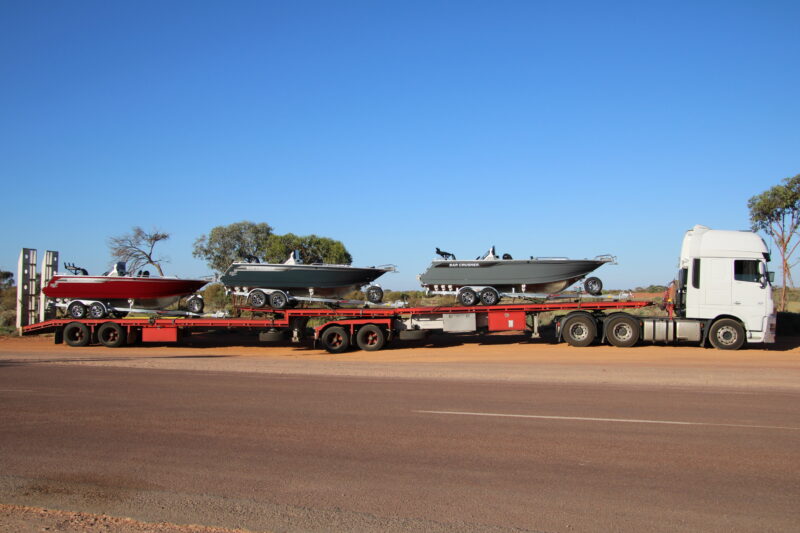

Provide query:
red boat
left=43, top=262, right=207, bottom=318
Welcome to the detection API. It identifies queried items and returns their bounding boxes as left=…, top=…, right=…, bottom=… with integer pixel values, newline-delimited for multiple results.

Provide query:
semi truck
left=19, top=225, right=777, bottom=351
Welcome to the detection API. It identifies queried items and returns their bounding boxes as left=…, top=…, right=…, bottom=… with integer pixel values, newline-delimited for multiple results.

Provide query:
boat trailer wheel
left=247, top=290, right=267, bottom=308
left=67, top=302, right=87, bottom=319
left=366, top=286, right=384, bottom=304
left=88, top=302, right=107, bottom=319
left=186, top=296, right=204, bottom=314
left=480, top=288, right=500, bottom=306
left=585, top=277, right=603, bottom=296
left=269, top=291, right=289, bottom=310
left=458, top=288, right=478, bottom=306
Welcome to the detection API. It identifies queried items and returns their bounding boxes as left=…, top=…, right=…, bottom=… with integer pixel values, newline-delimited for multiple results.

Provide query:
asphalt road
left=1, top=364, right=799, bottom=532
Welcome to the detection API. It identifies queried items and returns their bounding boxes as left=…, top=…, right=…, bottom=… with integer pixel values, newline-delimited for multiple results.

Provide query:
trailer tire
left=708, top=318, right=745, bottom=350
left=458, top=288, right=478, bottom=306
left=562, top=314, right=597, bottom=347
left=269, top=291, right=289, bottom=310
left=321, top=326, right=350, bottom=354
left=247, top=290, right=267, bottom=308
left=585, top=277, right=603, bottom=296
left=97, top=322, right=127, bottom=348
left=89, top=302, right=107, bottom=319
left=356, top=325, right=386, bottom=351
left=366, top=286, right=384, bottom=304
left=480, top=287, right=500, bottom=306
left=186, top=296, right=204, bottom=314
left=64, top=322, right=91, bottom=347
left=68, top=302, right=87, bottom=319
left=605, top=315, right=640, bottom=347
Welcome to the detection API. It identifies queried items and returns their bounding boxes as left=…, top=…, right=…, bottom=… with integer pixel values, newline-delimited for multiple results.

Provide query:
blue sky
left=1, top=1, right=798, bottom=290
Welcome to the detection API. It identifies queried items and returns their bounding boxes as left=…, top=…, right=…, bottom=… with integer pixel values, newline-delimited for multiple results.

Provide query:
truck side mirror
left=769, top=271, right=775, bottom=283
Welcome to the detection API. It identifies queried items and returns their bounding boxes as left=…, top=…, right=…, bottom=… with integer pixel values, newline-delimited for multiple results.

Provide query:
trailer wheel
left=321, top=326, right=350, bottom=354
left=480, top=287, right=500, bottom=306
left=186, top=296, right=204, bottom=314
left=366, top=286, right=384, bottom=304
left=64, top=322, right=90, bottom=347
left=605, top=315, right=640, bottom=347
left=269, top=290, right=289, bottom=310
left=458, top=288, right=478, bottom=306
left=68, top=302, right=87, bottom=319
left=356, top=325, right=386, bottom=351
left=247, top=290, right=267, bottom=308
left=708, top=318, right=745, bottom=350
left=585, top=277, right=603, bottom=296
left=562, top=315, right=597, bottom=347
left=97, top=322, right=127, bottom=348
left=88, top=302, right=107, bottom=319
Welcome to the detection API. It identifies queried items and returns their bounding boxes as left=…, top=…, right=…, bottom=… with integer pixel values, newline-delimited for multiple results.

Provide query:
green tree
left=748, top=174, right=800, bottom=311
left=0, top=270, right=12, bottom=289
left=193, top=221, right=274, bottom=273
left=108, top=227, right=170, bottom=276
left=263, top=233, right=352, bottom=264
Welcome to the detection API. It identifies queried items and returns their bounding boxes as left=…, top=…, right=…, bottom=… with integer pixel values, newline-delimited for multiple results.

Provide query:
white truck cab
left=677, top=225, right=776, bottom=345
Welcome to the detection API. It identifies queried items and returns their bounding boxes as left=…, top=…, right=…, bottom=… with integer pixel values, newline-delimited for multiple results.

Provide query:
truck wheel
left=458, top=288, right=478, bottom=306
left=64, top=322, right=90, bottom=347
left=321, top=326, right=350, bottom=354
left=562, top=315, right=597, bottom=347
left=68, top=302, right=87, bottom=319
left=606, top=315, right=640, bottom=347
left=709, top=319, right=745, bottom=350
left=186, top=296, right=204, bottom=314
left=89, top=302, right=107, bottom=319
left=269, top=291, right=289, bottom=310
left=366, top=286, right=384, bottom=304
left=585, top=277, right=603, bottom=296
left=97, top=322, right=127, bottom=348
left=480, top=288, right=500, bottom=306
left=356, top=325, right=386, bottom=351
left=247, top=290, right=267, bottom=308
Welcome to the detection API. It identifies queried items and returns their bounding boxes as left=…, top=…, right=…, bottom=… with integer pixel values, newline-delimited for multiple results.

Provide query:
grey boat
left=419, top=246, right=615, bottom=305
left=221, top=251, right=395, bottom=308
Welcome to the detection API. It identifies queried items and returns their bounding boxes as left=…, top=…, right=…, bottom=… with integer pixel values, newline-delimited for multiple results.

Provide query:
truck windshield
left=734, top=260, right=760, bottom=282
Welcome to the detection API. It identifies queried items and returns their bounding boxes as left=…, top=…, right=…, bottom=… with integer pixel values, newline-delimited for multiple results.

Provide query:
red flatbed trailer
left=21, top=299, right=654, bottom=353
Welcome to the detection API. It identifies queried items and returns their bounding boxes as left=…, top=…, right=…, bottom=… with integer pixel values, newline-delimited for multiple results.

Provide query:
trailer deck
left=22, top=299, right=655, bottom=352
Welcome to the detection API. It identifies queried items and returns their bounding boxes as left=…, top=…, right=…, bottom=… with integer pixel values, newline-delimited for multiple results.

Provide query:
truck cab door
left=731, top=259, right=768, bottom=332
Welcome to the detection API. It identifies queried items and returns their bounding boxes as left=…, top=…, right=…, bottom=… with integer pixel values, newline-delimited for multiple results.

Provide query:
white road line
left=414, top=410, right=800, bottom=431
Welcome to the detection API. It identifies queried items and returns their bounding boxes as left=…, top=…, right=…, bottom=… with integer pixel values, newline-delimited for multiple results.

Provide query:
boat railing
left=595, top=254, right=617, bottom=264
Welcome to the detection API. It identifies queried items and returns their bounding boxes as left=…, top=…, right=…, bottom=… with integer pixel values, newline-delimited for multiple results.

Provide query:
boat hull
left=220, top=263, right=390, bottom=298
left=419, top=259, right=609, bottom=293
left=43, top=276, right=207, bottom=309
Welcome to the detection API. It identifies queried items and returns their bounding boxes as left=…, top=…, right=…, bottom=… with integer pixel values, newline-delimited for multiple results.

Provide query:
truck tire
left=562, top=314, right=597, bottom=347
left=605, top=315, right=640, bottom=347
left=321, top=326, right=350, bottom=354
left=708, top=318, right=745, bottom=350
left=97, top=322, right=127, bottom=348
left=64, top=322, right=90, bottom=347
left=356, top=324, right=386, bottom=351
